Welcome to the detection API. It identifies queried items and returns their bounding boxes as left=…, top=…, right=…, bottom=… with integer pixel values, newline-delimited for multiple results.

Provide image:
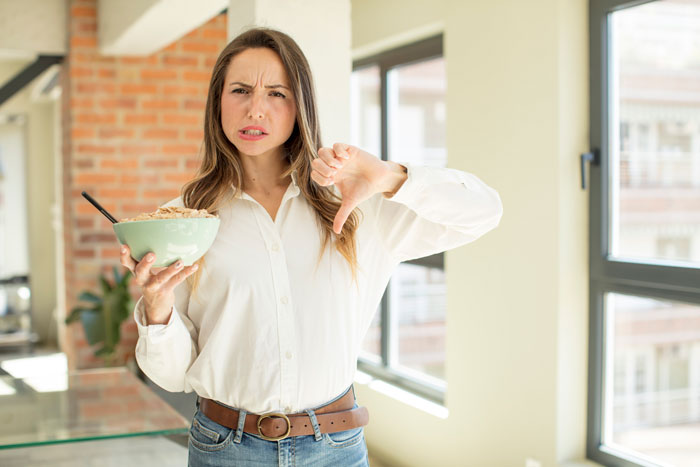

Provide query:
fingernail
left=147, top=254, right=154, bottom=262
left=192, top=264, right=199, bottom=270
left=121, top=246, right=126, bottom=254
left=175, top=261, right=183, bottom=268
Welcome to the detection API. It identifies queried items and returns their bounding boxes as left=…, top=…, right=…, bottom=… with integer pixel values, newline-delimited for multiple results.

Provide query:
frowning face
left=220, top=47, right=297, bottom=159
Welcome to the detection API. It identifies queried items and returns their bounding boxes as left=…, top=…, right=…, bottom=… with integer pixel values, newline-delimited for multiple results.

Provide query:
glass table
left=0, top=364, right=189, bottom=449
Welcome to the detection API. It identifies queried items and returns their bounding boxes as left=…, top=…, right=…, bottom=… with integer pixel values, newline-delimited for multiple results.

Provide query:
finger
left=161, top=264, right=199, bottom=293
left=311, top=169, right=334, bottom=187
left=311, top=157, right=337, bottom=178
left=133, top=252, right=156, bottom=286
left=332, top=142, right=351, bottom=160
left=318, top=147, right=344, bottom=169
left=120, top=244, right=136, bottom=272
left=333, top=199, right=355, bottom=234
left=145, top=259, right=186, bottom=293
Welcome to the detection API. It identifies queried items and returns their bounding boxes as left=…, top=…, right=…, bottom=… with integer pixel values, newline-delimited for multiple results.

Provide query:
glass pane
left=350, top=65, right=381, bottom=156
left=609, top=0, right=700, bottom=264
left=391, top=263, right=446, bottom=380
left=387, top=56, right=446, bottom=167
left=605, top=293, right=700, bottom=465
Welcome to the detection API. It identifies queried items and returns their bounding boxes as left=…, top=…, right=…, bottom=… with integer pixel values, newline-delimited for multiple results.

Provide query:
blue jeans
left=187, top=385, right=370, bottom=466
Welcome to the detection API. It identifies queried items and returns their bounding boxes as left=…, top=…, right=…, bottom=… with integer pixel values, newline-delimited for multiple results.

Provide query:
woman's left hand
left=311, top=143, right=407, bottom=234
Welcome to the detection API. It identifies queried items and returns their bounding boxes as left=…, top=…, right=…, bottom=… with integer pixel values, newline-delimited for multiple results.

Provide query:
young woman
left=121, top=27, right=502, bottom=466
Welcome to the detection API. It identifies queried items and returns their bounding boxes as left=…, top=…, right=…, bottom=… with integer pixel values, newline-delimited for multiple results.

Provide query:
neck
left=240, top=147, right=291, bottom=193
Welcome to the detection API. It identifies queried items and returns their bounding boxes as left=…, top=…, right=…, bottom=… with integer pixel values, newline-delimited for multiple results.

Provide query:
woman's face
left=220, top=47, right=297, bottom=159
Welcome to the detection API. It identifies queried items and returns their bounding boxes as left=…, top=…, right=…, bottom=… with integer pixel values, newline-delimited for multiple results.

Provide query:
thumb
left=333, top=199, right=355, bottom=234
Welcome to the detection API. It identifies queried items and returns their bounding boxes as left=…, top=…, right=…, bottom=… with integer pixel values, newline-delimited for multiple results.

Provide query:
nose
left=247, top=89, right=266, bottom=120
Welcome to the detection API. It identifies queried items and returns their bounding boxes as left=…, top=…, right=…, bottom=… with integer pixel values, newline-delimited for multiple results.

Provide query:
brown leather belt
left=198, top=387, right=369, bottom=441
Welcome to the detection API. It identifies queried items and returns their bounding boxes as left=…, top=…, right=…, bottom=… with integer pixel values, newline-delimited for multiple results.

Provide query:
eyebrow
left=229, top=81, right=290, bottom=90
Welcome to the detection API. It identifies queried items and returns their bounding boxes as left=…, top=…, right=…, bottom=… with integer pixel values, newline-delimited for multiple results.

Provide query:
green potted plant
left=65, top=266, right=134, bottom=367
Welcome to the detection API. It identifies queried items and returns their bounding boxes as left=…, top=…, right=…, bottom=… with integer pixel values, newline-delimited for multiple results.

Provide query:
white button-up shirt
left=134, top=163, right=502, bottom=414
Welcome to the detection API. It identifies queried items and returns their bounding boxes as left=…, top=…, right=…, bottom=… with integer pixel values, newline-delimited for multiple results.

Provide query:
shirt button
left=280, top=296, right=288, bottom=304
left=285, top=351, right=293, bottom=359
left=271, top=243, right=279, bottom=252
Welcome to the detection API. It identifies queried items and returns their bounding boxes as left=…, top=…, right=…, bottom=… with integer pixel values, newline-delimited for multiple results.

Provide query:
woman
left=121, top=27, right=502, bottom=466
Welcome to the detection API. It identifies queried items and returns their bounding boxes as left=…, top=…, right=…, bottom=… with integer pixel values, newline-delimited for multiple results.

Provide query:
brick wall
left=63, top=0, right=227, bottom=369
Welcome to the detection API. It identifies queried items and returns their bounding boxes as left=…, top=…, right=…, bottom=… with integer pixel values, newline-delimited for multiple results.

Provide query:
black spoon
left=81, top=191, right=119, bottom=224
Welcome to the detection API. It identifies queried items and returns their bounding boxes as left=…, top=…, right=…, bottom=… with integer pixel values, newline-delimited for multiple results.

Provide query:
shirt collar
left=235, top=169, right=301, bottom=201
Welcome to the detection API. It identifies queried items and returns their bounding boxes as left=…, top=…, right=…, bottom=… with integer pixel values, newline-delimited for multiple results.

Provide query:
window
left=351, top=35, right=446, bottom=403
left=588, top=1, right=700, bottom=465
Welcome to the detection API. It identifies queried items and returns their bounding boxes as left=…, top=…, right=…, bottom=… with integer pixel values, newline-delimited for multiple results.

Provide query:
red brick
left=71, top=5, right=96, bottom=17
left=143, top=158, right=178, bottom=168
left=76, top=218, right=94, bottom=228
left=144, top=189, right=179, bottom=199
left=183, top=71, right=211, bottom=82
left=76, top=113, right=117, bottom=125
left=186, top=159, right=201, bottom=170
left=99, top=97, right=137, bottom=110
left=71, top=36, right=97, bottom=48
left=99, top=159, right=139, bottom=170
left=165, top=173, right=194, bottom=184
left=76, top=144, right=116, bottom=155
left=120, top=83, right=157, bottom=95
left=163, top=84, right=201, bottom=96
left=76, top=173, right=117, bottom=184
left=142, top=99, right=178, bottom=110
left=120, top=175, right=158, bottom=185
left=75, top=82, right=116, bottom=94
left=182, top=42, right=220, bottom=54
left=74, top=249, right=95, bottom=258
left=162, top=55, right=198, bottom=67
left=120, top=144, right=158, bottom=156
left=98, top=188, right=138, bottom=198
left=75, top=158, right=94, bottom=169
left=202, top=29, right=227, bottom=40
left=99, top=128, right=135, bottom=139
left=183, top=99, right=205, bottom=111
left=72, top=128, right=95, bottom=140
left=185, top=129, right=204, bottom=140
left=140, top=69, right=177, bottom=81
left=123, top=113, right=158, bottom=125
left=77, top=202, right=116, bottom=215
left=163, top=114, right=200, bottom=125
left=142, top=128, right=179, bottom=139
left=163, top=144, right=199, bottom=155
left=70, top=67, right=93, bottom=78
left=97, top=68, right=116, bottom=79
left=71, top=97, right=94, bottom=108
left=120, top=56, right=158, bottom=66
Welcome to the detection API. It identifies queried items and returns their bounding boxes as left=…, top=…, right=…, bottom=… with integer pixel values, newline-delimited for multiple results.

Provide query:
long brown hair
left=182, top=27, right=361, bottom=296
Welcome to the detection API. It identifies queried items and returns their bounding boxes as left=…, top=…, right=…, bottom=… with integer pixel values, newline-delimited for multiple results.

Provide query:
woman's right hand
left=120, top=244, right=199, bottom=325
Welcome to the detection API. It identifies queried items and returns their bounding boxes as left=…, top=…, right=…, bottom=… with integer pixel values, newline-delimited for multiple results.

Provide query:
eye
left=232, top=88, right=248, bottom=94
left=271, top=91, right=286, bottom=98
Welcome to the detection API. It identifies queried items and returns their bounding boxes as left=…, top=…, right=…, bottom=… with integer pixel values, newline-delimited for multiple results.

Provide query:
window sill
left=354, top=370, right=449, bottom=419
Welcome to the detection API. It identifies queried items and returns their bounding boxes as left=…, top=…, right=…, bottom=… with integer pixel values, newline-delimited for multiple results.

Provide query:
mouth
left=239, top=126, right=268, bottom=136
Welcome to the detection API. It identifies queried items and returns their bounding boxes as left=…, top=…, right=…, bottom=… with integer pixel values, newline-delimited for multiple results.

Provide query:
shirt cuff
left=134, top=296, right=176, bottom=338
left=383, top=162, right=424, bottom=204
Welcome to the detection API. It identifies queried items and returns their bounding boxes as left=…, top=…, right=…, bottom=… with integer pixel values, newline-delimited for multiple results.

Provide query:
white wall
left=352, top=0, right=593, bottom=465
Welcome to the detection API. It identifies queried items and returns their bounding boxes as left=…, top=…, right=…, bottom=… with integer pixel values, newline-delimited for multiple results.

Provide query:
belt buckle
left=257, top=412, right=291, bottom=441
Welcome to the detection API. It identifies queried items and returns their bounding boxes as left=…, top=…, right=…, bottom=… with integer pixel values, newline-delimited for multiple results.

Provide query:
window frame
left=587, top=1, right=700, bottom=465
left=353, top=34, right=447, bottom=404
